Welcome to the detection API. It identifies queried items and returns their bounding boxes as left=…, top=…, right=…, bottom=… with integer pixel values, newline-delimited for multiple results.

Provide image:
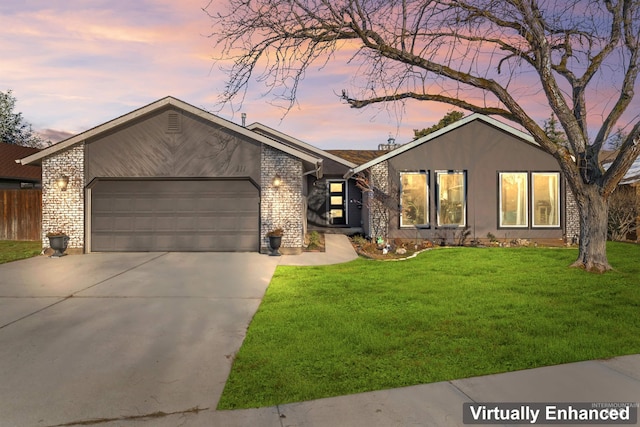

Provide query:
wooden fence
left=0, top=189, right=42, bottom=241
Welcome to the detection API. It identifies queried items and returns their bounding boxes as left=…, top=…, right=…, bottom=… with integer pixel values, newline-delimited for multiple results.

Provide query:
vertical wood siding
left=0, top=190, right=42, bottom=241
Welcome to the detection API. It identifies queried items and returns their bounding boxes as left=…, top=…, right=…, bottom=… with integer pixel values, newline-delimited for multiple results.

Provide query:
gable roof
left=17, top=97, right=323, bottom=176
left=346, top=113, right=538, bottom=177
left=1, top=142, right=41, bottom=181
left=247, top=123, right=358, bottom=168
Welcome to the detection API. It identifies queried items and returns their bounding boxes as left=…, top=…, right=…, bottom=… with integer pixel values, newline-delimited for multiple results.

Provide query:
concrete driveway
left=0, top=252, right=280, bottom=427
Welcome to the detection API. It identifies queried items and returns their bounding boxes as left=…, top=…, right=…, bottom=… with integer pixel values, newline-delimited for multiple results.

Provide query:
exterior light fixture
left=56, top=176, right=69, bottom=191
left=272, top=174, right=282, bottom=188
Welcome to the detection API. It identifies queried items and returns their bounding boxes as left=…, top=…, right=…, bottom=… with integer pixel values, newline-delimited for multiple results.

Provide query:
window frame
left=435, top=170, right=467, bottom=228
left=531, top=172, right=561, bottom=228
left=399, top=171, right=429, bottom=228
left=498, top=172, right=529, bottom=228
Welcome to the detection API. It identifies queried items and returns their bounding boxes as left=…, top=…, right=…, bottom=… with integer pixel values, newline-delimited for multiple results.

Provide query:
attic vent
left=167, top=112, right=182, bottom=133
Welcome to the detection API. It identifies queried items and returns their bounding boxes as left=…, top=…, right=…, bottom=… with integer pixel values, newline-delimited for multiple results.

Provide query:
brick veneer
left=260, top=145, right=304, bottom=253
left=41, top=144, right=85, bottom=251
left=565, top=187, right=580, bottom=243
left=368, top=161, right=389, bottom=240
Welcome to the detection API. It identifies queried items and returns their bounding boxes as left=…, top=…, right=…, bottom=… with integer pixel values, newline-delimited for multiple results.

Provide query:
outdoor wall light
left=56, top=176, right=69, bottom=191
left=272, top=174, right=282, bottom=188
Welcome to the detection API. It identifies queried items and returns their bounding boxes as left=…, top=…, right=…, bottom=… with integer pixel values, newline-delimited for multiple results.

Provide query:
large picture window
left=532, top=172, right=560, bottom=227
left=499, top=172, right=528, bottom=227
left=400, top=172, right=428, bottom=227
left=436, top=171, right=466, bottom=226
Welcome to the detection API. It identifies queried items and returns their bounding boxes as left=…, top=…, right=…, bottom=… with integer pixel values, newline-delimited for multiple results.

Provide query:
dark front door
left=328, top=180, right=346, bottom=225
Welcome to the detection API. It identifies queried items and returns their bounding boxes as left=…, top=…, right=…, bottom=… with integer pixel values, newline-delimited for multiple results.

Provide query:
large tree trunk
left=571, top=185, right=612, bottom=273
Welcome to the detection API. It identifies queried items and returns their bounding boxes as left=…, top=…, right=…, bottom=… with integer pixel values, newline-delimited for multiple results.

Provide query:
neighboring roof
left=17, top=97, right=323, bottom=176
left=1, top=142, right=41, bottom=181
left=603, top=156, right=640, bottom=185
left=326, top=150, right=388, bottom=165
left=247, top=123, right=358, bottom=168
left=621, top=158, right=640, bottom=184
left=346, top=113, right=538, bottom=177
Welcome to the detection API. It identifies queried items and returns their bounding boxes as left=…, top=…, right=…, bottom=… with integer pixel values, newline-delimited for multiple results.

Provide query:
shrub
left=266, top=228, right=284, bottom=237
left=351, top=235, right=368, bottom=246
left=608, top=186, right=637, bottom=241
left=307, top=231, right=322, bottom=249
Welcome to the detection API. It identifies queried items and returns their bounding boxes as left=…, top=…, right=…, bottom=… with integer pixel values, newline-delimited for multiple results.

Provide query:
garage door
left=90, top=180, right=259, bottom=252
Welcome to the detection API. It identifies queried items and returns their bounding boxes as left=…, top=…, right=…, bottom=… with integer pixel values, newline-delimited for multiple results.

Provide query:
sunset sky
left=1, top=1, right=638, bottom=150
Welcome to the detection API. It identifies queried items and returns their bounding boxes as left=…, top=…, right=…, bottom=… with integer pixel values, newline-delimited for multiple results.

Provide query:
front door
left=328, top=181, right=347, bottom=225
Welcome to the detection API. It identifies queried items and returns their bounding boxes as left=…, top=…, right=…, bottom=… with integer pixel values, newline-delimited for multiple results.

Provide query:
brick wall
left=41, top=144, right=85, bottom=250
left=368, top=161, right=389, bottom=240
left=565, top=186, right=580, bottom=243
left=260, top=145, right=304, bottom=253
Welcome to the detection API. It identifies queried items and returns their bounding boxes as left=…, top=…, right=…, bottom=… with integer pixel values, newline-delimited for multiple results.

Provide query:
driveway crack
left=0, top=296, right=72, bottom=331
left=0, top=253, right=169, bottom=331
left=71, top=252, right=169, bottom=296
left=44, top=406, right=209, bottom=426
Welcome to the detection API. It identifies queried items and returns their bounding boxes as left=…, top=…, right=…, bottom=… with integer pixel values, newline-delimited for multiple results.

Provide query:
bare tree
left=353, top=171, right=400, bottom=242
left=206, top=0, right=640, bottom=272
left=608, top=186, right=637, bottom=241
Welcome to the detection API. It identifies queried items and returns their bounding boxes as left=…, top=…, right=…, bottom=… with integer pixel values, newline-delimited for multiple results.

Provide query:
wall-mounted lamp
left=56, top=176, right=69, bottom=191
left=272, top=174, right=282, bottom=188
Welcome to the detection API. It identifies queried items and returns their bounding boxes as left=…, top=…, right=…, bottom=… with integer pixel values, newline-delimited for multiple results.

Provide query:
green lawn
left=0, top=240, right=41, bottom=264
left=218, top=242, right=640, bottom=409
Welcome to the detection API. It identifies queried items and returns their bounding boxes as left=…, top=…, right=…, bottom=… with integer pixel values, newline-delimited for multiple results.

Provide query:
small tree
left=353, top=171, right=400, bottom=242
left=607, top=128, right=627, bottom=150
left=413, top=111, right=464, bottom=139
left=543, top=113, right=568, bottom=147
left=0, top=90, right=48, bottom=148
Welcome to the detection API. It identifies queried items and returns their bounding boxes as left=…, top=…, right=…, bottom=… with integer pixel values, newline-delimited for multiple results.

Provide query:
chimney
left=378, top=134, right=401, bottom=151
left=241, top=112, right=247, bottom=127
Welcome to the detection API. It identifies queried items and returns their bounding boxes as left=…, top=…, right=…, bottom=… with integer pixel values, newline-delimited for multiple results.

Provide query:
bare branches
left=341, top=89, right=514, bottom=118
left=205, top=0, right=639, bottom=175
left=205, top=0, right=640, bottom=271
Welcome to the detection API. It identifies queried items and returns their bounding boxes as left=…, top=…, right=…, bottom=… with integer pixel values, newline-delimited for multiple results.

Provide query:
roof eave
left=247, top=123, right=358, bottom=168
left=18, top=97, right=323, bottom=168
left=349, top=113, right=538, bottom=175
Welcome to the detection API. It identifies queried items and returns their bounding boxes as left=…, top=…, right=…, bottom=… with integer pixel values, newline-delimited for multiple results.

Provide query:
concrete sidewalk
left=113, top=354, right=640, bottom=426
left=218, top=354, right=640, bottom=427
left=279, top=233, right=359, bottom=266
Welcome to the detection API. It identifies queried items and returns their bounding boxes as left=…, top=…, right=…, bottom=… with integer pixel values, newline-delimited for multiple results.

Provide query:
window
left=532, top=172, right=560, bottom=227
left=436, top=171, right=466, bottom=226
left=400, top=172, right=428, bottom=227
left=499, top=172, right=528, bottom=227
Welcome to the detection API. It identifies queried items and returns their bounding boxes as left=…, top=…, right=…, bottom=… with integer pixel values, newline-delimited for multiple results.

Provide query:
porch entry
left=328, top=180, right=347, bottom=225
